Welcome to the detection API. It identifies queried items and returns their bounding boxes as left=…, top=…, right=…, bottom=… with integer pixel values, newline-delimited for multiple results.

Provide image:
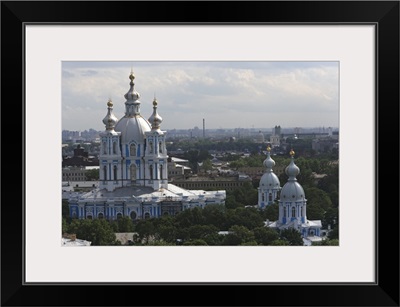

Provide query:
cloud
left=62, top=61, right=339, bottom=130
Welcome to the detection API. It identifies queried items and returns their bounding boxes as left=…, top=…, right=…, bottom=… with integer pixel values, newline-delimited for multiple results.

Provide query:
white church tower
left=278, top=149, right=307, bottom=226
left=258, top=146, right=281, bottom=208
left=114, top=71, right=152, bottom=188
left=267, top=149, right=323, bottom=241
left=143, top=97, right=168, bottom=190
left=99, top=99, right=122, bottom=192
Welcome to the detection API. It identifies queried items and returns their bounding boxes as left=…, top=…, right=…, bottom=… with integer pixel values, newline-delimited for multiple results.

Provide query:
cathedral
left=258, top=147, right=322, bottom=241
left=68, top=72, right=226, bottom=220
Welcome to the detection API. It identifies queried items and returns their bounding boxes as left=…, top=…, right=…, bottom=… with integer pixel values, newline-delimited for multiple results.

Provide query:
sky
left=62, top=61, right=339, bottom=131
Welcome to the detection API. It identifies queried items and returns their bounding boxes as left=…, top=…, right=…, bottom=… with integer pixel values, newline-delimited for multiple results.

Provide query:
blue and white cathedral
left=259, top=148, right=322, bottom=242
left=68, top=71, right=226, bottom=221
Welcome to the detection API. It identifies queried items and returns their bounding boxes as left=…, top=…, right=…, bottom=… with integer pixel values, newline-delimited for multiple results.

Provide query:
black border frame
left=1, top=1, right=399, bottom=306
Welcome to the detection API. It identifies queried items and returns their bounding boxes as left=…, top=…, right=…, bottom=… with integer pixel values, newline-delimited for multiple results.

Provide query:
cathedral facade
left=68, top=72, right=226, bottom=221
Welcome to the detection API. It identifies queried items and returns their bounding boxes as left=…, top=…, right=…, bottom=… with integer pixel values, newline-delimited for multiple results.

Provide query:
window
left=144, top=212, right=150, bottom=219
left=103, top=142, right=107, bottom=154
left=130, top=164, right=136, bottom=181
left=149, top=142, right=153, bottom=153
left=98, top=213, right=104, bottom=219
left=113, top=142, right=117, bottom=154
left=130, top=211, right=137, bottom=220
left=160, top=165, right=163, bottom=179
left=87, top=215, right=92, bottom=220
left=283, top=207, right=287, bottom=217
left=130, top=144, right=136, bottom=156
left=117, top=213, right=123, bottom=219
left=269, top=193, right=272, bottom=201
left=113, top=165, right=118, bottom=180
left=149, top=165, right=153, bottom=180
left=292, top=206, right=296, bottom=218
left=262, top=193, right=265, bottom=201
left=103, top=166, right=107, bottom=180
left=159, top=142, right=162, bottom=153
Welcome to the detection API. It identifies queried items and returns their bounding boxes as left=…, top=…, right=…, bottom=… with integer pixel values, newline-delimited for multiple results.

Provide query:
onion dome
left=115, top=71, right=152, bottom=144
left=259, top=146, right=280, bottom=188
left=102, top=99, right=118, bottom=131
left=148, top=97, right=163, bottom=130
left=285, top=149, right=300, bottom=179
left=124, top=72, right=141, bottom=102
left=280, top=149, right=306, bottom=201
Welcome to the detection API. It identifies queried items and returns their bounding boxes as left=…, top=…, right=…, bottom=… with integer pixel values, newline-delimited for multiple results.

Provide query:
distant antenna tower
left=203, top=118, right=205, bottom=138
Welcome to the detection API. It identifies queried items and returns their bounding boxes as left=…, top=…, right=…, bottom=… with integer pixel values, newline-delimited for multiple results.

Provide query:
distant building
left=257, top=147, right=281, bottom=208
left=259, top=149, right=323, bottom=244
left=68, top=71, right=226, bottom=220
left=256, top=130, right=265, bottom=143
left=62, top=233, right=91, bottom=246
left=62, top=144, right=99, bottom=167
left=270, top=125, right=281, bottom=146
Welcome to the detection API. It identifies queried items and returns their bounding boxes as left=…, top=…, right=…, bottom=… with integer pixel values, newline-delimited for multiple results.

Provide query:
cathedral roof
left=259, top=146, right=280, bottom=189
left=280, top=150, right=306, bottom=201
left=114, top=71, right=151, bottom=143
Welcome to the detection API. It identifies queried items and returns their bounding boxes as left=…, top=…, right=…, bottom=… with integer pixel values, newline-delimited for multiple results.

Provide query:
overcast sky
left=62, top=61, right=339, bottom=131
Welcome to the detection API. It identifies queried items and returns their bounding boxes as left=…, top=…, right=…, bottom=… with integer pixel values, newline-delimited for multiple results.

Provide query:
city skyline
left=62, top=61, right=339, bottom=131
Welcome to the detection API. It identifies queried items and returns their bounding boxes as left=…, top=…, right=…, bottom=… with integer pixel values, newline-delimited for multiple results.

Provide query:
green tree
left=202, top=204, right=226, bottom=228
left=135, top=220, right=156, bottom=244
left=225, top=207, right=264, bottom=230
left=68, top=219, right=118, bottom=246
left=270, top=239, right=288, bottom=246
left=263, top=203, right=279, bottom=221
left=117, top=216, right=134, bottom=232
left=279, top=228, right=303, bottom=246
left=183, top=239, right=208, bottom=246
left=306, top=203, right=325, bottom=221
left=227, top=225, right=255, bottom=245
left=62, top=200, right=70, bottom=219
left=253, top=227, right=279, bottom=245
left=62, top=218, right=69, bottom=234
left=306, top=187, right=332, bottom=211
left=85, top=168, right=99, bottom=181
left=188, top=224, right=218, bottom=240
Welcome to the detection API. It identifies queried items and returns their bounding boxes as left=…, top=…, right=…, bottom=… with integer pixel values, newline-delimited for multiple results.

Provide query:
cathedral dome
left=280, top=149, right=306, bottom=201
left=115, top=116, right=151, bottom=144
left=114, top=71, right=152, bottom=144
left=259, top=172, right=280, bottom=189
left=102, top=99, right=118, bottom=130
left=280, top=181, right=306, bottom=201
left=260, top=147, right=280, bottom=188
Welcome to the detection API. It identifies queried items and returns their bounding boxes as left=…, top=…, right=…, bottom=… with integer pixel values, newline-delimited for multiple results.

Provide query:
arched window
left=113, top=142, right=117, bottom=154
left=103, top=142, right=107, bottom=154
left=98, top=213, right=104, bottom=219
left=292, top=206, right=296, bottom=218
left=144, top=212, right=150, bottom=219
left=149, top=165, right=153, bottom=180
left=130, top=164, right=136, bottom=181
left=159, top=142, right=162, bottom=153
left=130, top=144, right=136, bottom=156
left=269, top=193, right=272, bottom=201
left=163, top=211, right=169, bottom=216
left=72, top=211, right=77, bottom=219
left=113, top=165, right=118, bottom=180
left=87, top=215, right=92, bottom=220
left=130, top=211, right=137, bottom=220
left=116, top=213, right=123, bottom=219
left=103, top=166, right=107, bottom=180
